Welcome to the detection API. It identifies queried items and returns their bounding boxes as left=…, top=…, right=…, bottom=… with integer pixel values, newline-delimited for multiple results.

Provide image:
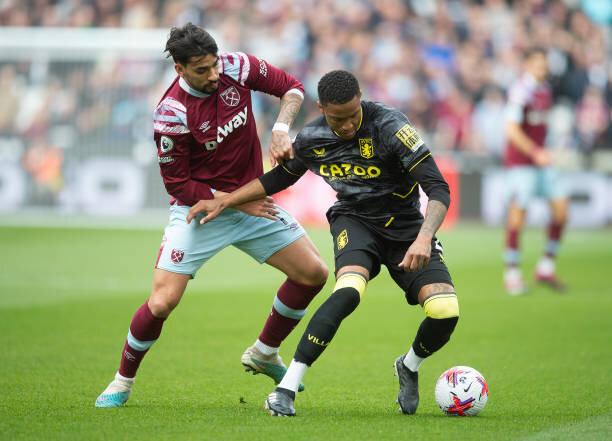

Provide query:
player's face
left=176, top=54, right=220, bottom=94
left=319, top=95, right=362, bottom=140
left=527, top=53, right=548, bottom=83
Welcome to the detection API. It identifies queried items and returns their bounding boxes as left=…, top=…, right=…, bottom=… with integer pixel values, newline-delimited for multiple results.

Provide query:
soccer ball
left=435, top=366, right=489, bottom=416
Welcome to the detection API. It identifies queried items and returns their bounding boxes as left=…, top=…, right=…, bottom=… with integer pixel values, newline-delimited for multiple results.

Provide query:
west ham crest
left=220, top=86, right=241, bottom=107
left=171, top=249, right=184, bottom=264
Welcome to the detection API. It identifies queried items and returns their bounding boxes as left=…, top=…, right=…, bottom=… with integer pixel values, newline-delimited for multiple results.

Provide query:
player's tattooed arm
left=419, top=200, right=448, bottom=240
left=399, top=155, right=449, bottom=272
left=277, top=91, right=302, bottom=126
left=399, top=200, right=447, bottom=272
left=269, top=91, right=303, bottom=166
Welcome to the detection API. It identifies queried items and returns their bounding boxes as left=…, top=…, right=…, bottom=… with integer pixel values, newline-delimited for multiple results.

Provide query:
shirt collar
left=179, top=77, right=211, bottom=98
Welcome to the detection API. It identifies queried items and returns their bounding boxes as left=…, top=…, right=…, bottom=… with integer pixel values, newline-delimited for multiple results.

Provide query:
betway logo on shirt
left=217, top=106, right=248, bottom=143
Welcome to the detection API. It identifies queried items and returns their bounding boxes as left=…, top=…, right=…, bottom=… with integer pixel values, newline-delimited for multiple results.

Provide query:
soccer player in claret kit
left=95, top=23, right=329, bottom=407
left=188, top=70, right=460, bottom=416
left=503, top=48, right=568, bottom=295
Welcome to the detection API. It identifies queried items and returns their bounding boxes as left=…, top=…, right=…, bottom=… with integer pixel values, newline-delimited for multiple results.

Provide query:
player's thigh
left=386, top=238, right=454, bottom=306
left=265, top=235, right=329, bottom=286
left=541, top=168, right=569, bottom=219
left=330, top=215, right=383, bottom=279
left=506, top=166, right=537, bottom=209
left=232, top=205, right=312, bottom=272
left=156, top=204, right=235, bottom=277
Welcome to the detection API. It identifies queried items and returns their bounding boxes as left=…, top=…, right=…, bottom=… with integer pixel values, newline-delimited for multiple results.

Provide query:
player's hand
left=269, top=131, right=294, bottom=167
left=532, top=149, right=552, bottom=167
left=186, top=199, right=225, bottom=225
left=235, top=197, right=279, bottom=220
left=398, top=237, right=432, bottom=272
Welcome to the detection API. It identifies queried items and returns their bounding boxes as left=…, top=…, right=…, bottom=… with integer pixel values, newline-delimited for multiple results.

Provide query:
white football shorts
left=505, top=166, right=567, bottom=209
left=156, top=204, right=305, bottom=277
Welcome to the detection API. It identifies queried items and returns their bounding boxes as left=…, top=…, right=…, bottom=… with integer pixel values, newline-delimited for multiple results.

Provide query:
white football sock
left=254, top=339, right=278, bottom=356
left=103, top=372, right=134, bottom=394
left=403, top=347, right=425, bottom=372
left=115, top=372, right=135, bottom=383
left=278, top=359, right=308, bottom=393
left=537, top=256, right=555, bottom=276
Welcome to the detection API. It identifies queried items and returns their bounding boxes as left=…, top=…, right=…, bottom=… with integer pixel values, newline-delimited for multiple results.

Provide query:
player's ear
left=317, top=100, right=324, bottom=115
left=174, top=63, right=184, bottom=77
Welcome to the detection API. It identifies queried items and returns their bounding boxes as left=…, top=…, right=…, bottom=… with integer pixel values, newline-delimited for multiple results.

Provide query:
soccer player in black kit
left=187, top=70, right=459, bottom=417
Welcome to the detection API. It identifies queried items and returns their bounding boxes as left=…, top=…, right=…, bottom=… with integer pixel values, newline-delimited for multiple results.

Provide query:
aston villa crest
left=359, top=138, right=374, bottom=159
left=337, top=229, right=348, bottom=250
left=312, top=147, right=326, bottom=157
left=220, top=86, right=240, bottom=107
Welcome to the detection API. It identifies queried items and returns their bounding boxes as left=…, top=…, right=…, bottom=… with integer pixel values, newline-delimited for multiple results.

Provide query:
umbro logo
left=199, top=121, right=211, bottom=133
left=124, top=350, right=136, bottom=361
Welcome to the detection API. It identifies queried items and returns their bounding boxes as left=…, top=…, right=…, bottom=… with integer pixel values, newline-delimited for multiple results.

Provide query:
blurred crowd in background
left=0, top=0, right=610, bottom=206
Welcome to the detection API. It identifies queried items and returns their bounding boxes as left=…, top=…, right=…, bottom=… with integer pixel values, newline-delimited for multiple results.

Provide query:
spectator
left=0, top=0, right=609, bottom=181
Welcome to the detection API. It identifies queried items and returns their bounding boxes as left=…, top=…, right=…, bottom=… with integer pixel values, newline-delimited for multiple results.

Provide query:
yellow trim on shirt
left=392, top=182, right=419, bottom=199
left=408, top=152, right=432, bottom=172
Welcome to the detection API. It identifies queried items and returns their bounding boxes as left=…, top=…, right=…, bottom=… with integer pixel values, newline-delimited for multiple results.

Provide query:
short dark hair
left=165, top=23, right=218, bottom=65
left=318, top=70, right=361, bottom=105
left=524, top=46, right=546, bottom=60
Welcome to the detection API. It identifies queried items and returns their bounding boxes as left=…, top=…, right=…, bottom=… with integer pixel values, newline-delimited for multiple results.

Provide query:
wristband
left=272, top=122, right=290, bottom=133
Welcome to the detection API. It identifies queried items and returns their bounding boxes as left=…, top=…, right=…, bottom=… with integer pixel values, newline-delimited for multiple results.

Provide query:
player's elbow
left=283, top=85, right=305, bottom=101
left=429, top=183, right=451, bottom=210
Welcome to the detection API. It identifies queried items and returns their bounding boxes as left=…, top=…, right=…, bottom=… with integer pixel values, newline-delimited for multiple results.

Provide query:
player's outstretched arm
left=187, top=156, right=306, bottom=224
left=212, top=189, right=277, bottom=218
left=187, top=178, right=271, bottom=225
left=399, top=156, right=450, bottom=272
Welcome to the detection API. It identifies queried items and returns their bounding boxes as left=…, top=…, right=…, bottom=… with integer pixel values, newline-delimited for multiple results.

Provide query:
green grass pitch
left=0, top=224, right=610, bottom=440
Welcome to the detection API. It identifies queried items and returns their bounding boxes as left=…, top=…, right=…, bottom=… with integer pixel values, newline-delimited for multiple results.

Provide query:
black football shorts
left=330, top=214, right=453, bottom=305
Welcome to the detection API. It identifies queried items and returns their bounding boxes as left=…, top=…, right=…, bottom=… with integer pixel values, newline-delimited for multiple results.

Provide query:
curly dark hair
left=164, top=23, right=218, bottom=65
left=317, top=70, right=361, bottom=105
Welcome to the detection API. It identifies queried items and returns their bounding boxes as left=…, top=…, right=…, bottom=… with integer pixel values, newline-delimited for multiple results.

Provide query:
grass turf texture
left=0, top=224, right=610, bottom=441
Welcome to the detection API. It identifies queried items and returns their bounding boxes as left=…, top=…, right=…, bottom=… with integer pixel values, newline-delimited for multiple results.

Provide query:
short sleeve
left=219, top=51, right=304, bottom=98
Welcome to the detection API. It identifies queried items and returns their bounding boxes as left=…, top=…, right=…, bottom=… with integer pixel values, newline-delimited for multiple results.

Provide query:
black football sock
left=411, top=316, right=459, bottom=358
left=294, top=287, right=360, bottom=365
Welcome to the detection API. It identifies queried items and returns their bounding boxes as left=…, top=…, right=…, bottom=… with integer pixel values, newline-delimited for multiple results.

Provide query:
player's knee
left=149, top=285, right=182, bottom=318
left=312, top=271, right=368, bottom=323
left=313, top=259, right=330, bottom=286
left=423, top=293, right=459, bottom=319
left=314, top=286, right=361, bottom=324
left=295, top=257, right=329, bottom=287
left=148, top=297, right=178, bottom=318
left=333, top=272, right=367, bottom=297
left=422, top=293, right=460, bottom=347
left=552, top=212, right=567, bottom=226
